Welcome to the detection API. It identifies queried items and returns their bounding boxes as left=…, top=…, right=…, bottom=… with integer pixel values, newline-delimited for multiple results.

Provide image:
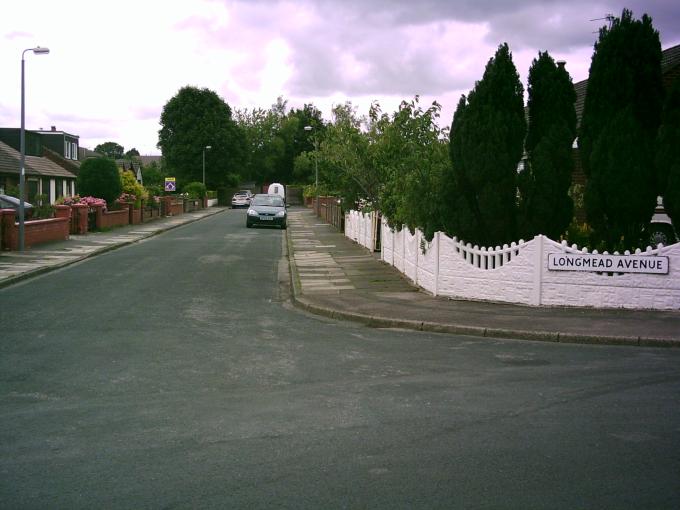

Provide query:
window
left=72, top=142, right=77, bottom=160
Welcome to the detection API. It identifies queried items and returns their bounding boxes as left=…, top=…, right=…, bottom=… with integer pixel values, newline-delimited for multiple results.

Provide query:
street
left=1, top=209, right=679, bottom=509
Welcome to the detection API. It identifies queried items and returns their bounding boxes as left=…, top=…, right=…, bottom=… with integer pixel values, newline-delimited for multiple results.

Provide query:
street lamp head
left=304, top=126, right=313, bottom=131
left=205, top=145, right=212, bottom=150
left=32, top=46, right=50, bottom=55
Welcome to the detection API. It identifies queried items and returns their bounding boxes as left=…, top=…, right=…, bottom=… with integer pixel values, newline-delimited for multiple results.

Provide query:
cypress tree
left=656, top=79, right=680, bottom=232
left=578, top=9, right=663, bottom=249
left=518, top=52, right=577, bottom=240
left=448, top=43, right=526, bottom=246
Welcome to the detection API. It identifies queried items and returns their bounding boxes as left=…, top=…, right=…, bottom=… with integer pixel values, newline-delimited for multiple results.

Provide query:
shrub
left=182, top=181, right=207, bottom=199
left=78, top=158, right=122, bottom=205
left=119, top=169, right=148, bottom=207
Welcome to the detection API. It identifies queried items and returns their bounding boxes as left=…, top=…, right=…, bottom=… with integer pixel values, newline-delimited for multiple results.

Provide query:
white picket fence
left=344, top=210, right=380, bottom=252
left=345, top=210, right=680, bottom=310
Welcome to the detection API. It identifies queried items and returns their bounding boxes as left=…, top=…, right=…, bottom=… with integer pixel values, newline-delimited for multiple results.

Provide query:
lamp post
left=19, top=46, right=50, bottom=252
left=202, top=145, right=211, bottom=187
left=303, top=126, right=318, bottom=214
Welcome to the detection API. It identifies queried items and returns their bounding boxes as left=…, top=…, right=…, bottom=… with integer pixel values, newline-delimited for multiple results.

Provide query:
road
left=1, top=209, right=679, bottom=509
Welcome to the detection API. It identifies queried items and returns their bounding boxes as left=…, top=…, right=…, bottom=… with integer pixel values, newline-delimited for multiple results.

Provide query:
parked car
left=231, top=191, right=251, bottom=209
left=0, top=194, right=34, bottom=216
left=246, top=194, right=287, bottom=229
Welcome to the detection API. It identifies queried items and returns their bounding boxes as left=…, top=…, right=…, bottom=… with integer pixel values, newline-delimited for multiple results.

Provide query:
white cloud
left=1, top=0, right=679, bottom=155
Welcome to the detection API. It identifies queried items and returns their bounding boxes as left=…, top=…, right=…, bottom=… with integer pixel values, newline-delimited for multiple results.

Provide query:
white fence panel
left=346, top=211, right=680, bottom=310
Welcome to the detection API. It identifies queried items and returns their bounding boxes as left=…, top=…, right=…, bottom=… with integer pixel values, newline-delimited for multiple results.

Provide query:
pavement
left=2, top=205, right=679, bottom=347
left=286, top=208, right=680, bottom=348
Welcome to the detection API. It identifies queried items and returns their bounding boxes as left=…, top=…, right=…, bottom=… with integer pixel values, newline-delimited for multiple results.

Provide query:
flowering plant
left=56, top=195, right=107, bottom=208
left=116, top=193, right=137, bottom=204
left=79, top=196, right=107, bottom=208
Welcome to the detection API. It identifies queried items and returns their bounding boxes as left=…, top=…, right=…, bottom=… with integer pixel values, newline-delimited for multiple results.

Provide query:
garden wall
left=347, top=210, right=680, bottom=311
left=1, top=207, right=70, bottom=250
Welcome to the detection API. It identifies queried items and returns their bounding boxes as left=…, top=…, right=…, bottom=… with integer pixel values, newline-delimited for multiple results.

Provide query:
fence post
left=531, top=235, right=544, bottom=306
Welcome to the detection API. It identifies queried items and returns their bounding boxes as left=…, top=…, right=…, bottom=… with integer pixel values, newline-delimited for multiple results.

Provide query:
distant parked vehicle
left=0, top=194, right=34, bottom=216
left=231, top=191, right=251, bottom=209
left=246, top=194, right=287, bottom=229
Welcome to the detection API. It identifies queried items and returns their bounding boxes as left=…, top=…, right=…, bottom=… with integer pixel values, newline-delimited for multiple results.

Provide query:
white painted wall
left=346, top=211, right=680, bottom=311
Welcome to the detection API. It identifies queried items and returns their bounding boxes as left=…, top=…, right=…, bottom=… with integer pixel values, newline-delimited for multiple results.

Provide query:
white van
left=267, top=183, right=285, bottom=202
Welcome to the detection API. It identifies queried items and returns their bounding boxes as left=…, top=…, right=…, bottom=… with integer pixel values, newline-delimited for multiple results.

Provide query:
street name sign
left=548, top=253, right=669, bottom=274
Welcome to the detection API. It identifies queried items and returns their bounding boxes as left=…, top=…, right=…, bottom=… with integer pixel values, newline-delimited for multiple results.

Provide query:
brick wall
left=1, top=207, right=70, bottom=250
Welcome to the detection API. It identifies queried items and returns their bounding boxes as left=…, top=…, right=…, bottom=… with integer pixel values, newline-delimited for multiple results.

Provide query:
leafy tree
left=77, top=158, right=122, bottom=205
left=370, top=98, right=449, bottom=240
left=447, top=43, right=526, bottom=246
left=316, top=102, right=375, bottom=208
left=518, top=52, right=577, bottom=240
left=578, top=9, right=663, bottom=249
left=94, top=142, right=124, bottom=159
left=656, top=79, right=680, bottom=230
left=119, top=169, right=148, bottom=206
left=158, top=86, right=246, bottom=189
left=125, top=148, right=140, bottom=158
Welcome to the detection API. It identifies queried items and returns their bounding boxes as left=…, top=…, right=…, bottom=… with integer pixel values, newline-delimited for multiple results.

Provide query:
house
left=0, top=127, right=78, bottom=204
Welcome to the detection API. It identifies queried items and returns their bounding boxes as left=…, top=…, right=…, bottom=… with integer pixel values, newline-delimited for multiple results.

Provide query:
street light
left=303, top=126, right=319, bottom=214
left=19, top=46, right=50, bottom=252
left=202, top=145, right=211, bottom=187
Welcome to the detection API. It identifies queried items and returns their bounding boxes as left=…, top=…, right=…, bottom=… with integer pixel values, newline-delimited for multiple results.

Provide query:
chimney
left=556, top=60, right=566, bottom=69
left=51, top=126, right=56, bottom=131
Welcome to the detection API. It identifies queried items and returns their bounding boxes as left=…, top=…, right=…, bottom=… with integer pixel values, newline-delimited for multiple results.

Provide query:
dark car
left=246, top=194, right=287, bottom=229
left=0, top=194, right=34, bottom=216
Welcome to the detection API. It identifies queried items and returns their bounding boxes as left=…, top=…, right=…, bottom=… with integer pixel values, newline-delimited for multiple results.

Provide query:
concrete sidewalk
left=286, top=208, right=680, bottom=347
left=0, top=207, right=226, bottom=289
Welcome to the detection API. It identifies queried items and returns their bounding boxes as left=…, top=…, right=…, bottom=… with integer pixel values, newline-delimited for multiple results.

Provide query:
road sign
left=164, top=177, right=176, bottom=192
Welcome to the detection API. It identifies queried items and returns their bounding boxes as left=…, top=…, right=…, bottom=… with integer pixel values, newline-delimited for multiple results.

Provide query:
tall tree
left=656, top=79, right=680, bottom=232
left=447, top=43, right=526, bottom=246
left=518, top=52, right=577, bottom=240
left=578, top=9, right=663, bottom=248
left=94, top=142, right=124, bottom=159
left=158, top=86, right=245, bottom=189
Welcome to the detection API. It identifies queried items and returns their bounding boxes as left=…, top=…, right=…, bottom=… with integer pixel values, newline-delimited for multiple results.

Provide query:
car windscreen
left=251, top=196, right=284, bottom=207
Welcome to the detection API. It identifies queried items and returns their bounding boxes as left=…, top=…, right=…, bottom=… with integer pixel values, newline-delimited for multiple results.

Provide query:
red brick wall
left=0, top=209, right=69, bottom=250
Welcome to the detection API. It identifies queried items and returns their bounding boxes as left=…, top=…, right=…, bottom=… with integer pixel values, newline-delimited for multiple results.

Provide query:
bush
left=182, top=181, right=207, bottom=199
left=119, top=169, right=148, bottom=207
left=77, top=158, right=122, bottom=205
left=31, top=194, right=54, bottom=219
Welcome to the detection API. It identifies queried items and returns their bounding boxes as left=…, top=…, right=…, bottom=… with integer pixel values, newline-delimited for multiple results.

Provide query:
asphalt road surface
left=1, top=209, right=679, bottom=509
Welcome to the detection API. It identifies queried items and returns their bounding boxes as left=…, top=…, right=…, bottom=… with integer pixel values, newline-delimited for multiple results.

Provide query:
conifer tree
left=578, top=9, right=663, bottom=248
left=656, top=79, right=680, bottom=233
left=447, top=43, right=526, bottom=246
left=518, top=52, right=576, bottom=240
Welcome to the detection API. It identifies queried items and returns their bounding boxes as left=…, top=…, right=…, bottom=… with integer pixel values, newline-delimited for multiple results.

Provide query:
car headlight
left=247, top=208, right=258, bottom=216
left=276, top=211, right=286, bottom=217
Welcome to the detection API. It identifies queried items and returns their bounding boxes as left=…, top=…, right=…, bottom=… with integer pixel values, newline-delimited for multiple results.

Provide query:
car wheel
left=246, top=222, right=252, bottom=228
left=281, top=223, right=287, bottom=230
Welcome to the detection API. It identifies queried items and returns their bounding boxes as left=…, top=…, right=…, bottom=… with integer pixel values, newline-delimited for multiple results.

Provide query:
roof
left=574, top=43, right=680, bottom=125
left=0, top=141, right=76, bottom=179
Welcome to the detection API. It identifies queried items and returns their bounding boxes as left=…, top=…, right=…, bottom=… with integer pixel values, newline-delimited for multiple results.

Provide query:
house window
left=71, top=142, right=77, bottom=160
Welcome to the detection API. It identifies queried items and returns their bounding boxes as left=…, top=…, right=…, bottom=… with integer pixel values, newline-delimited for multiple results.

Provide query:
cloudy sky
left=2, top=0, right=679, bottom=155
